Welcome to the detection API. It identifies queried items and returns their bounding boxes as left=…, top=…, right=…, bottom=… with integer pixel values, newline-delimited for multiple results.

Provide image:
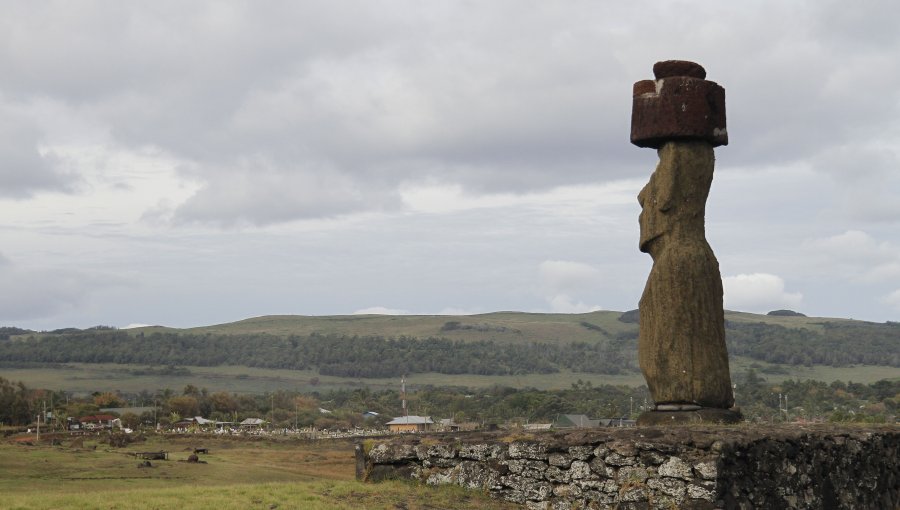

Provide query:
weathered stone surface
left=547, top=453, right=571, bottom=467
left=455, top=461, right=501, bottom=490
left=458, top=443, right=501, bottom=460
left=604, top=451, right=636, bottom=466
left=617, top=465, right=649, bottom=483
left=693, top=460, right=717, bottom=480
left=647, top=477, right=686, bottom=498
left=509, top=441, right=549, bottom=459
left=636, top=141, right=735, bottom=410
left=368, top=442, right=417, bottom=463
left=569, top=460, right=594, bottom=480
left=427, top=443, right=456, bottom=458
left=544, top=465, right=571, bottom=483
left=567, top=445, right=594, bottom=460
left=658, top=456, right=693, bottom=481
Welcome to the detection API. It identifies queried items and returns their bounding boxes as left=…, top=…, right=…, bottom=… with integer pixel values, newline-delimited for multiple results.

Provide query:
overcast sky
left=2, top=1, right=899, bottom=330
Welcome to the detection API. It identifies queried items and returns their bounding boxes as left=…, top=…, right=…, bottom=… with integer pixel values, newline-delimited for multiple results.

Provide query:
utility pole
left=401, top=375, right=407, bottom=418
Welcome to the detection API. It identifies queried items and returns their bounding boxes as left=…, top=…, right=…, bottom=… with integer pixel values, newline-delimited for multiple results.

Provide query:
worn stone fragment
left=548, top=453, right=571, bottom=467
left=544, top=465, right=571, bottom=483
left=647, top=477, right=686, bottom=498
left=617, top=465, right=649, bottom=483
left=604, top=452, right=636, bottom=467
left=509, top=441, right=549, bottom=460
left=368, top=443, right=417, bottom=463
left=427, top=444, right=456, bottom=458
left=458, top=443, right=501, bottom=461
left=569, top=460, right=594, bottom=480
left=694, top=460, right=718, bottom=480
left=686, top=483, right=716, bottom=501
left=567, top=445, right=594, bottom=460
left=658, top=456, right=694, bottom=481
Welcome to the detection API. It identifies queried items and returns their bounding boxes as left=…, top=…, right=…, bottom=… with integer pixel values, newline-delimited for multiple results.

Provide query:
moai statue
left=631, top=60, right=741, bottom=425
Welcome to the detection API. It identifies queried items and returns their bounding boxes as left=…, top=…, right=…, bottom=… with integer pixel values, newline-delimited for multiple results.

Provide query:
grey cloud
left=0, top=259, right=100, bottom=321
left=171, top=158, right=400, bottom=225
left=0, top=105, right=73, bottom=197
left=3, top=1, right=900, bottom=227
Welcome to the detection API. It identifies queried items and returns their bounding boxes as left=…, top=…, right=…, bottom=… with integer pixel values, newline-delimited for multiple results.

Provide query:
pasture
left=2, top=358, right=895, bottom=398
left=1, top=433, right=515, bottom=510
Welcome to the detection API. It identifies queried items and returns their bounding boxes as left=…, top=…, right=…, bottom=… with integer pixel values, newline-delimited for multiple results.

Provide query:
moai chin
left=631, top=60, right=741, bottom=425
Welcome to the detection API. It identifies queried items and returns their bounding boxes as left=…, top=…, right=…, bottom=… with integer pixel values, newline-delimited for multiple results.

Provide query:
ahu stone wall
left=355, top=425, right=898, bottom=509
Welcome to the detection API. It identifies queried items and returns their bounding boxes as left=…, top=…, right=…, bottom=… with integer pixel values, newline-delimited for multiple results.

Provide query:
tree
left=167, top=396, right=199, bottom=418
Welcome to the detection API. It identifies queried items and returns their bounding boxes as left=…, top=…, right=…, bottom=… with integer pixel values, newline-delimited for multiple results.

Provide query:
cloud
left=546, top=295, right=602, bottom=314
left=538, top=260, right=603, bottom=313
left=539, top=260, right=601, bottom=294
left=806, top=231, right=900, bottom=282
left=723, top=273, right=802, bottom=313
left=353, top=306, right=409, bottom=315
left=0, top=102, right=74, bottom=198
left=171, top=157, right=396, bottom=226
left=884, top=290, right=900, bottom=311
left=0, top=257, right=111, bottom=321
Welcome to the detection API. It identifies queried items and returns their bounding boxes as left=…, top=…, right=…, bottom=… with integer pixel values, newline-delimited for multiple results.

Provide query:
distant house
left=437, top=418, right=479, bottom=432
left=240, top=418, right=266, bottom=429
left=79, top=414, right=119, bottom=430
left=386, top=415, right=433, bottom=433
left=362, top=411, right=380, bottom=419
left=553, top=414, right=600, bottom=429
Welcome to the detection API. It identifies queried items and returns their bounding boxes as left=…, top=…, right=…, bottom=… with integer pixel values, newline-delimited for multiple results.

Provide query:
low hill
left=1, top=311, right=897, bottom=381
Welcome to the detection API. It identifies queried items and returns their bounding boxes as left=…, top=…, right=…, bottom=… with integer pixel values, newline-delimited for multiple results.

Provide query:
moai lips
left=631, top=60, right=727, bottom=149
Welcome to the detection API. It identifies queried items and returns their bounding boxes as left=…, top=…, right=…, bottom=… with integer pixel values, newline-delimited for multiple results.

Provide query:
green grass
left=1, top=435, right=516, bottom=510
left=3, top=358, right=896, bottom=397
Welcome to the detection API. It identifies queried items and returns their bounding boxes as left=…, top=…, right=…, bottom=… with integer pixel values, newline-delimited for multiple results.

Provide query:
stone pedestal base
left=637, top=407, right=743, bottom=426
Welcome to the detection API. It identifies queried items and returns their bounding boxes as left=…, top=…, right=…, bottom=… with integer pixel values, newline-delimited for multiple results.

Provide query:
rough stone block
left=368, top=443, right=417, bottom=464
left=509, top=441, right=549, bottom=460
left=547, top=453, right=571, bottom=467
left=658, top=456, right=694, bottom=481
left=694, top=460, right=717, bottom=480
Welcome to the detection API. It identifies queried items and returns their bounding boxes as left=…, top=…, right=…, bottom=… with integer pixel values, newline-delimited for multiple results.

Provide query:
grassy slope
left=150, top=309, right=865, bottom=342
left=5, top=310, right=898, bottom=394
left=1, top=436, right=515, bottom=510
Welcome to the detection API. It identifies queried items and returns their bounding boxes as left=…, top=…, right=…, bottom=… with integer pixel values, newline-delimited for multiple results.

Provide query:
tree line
left=2, top=374, right=897, bottom=428
left=0, top=331, right=634, bottom=377
left=1, top=314, right=898, bottom=380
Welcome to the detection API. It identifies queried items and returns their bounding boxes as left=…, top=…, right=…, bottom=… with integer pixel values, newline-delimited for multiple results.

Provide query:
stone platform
left=637, top=407, right=743, bottom=426
left=356, top=424, right=899, bottom=509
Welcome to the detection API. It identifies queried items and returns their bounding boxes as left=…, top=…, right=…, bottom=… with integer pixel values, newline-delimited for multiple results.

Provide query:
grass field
left=3, top=358, right=897, bottom=397
left=1, top=434, right=516, bottom=510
